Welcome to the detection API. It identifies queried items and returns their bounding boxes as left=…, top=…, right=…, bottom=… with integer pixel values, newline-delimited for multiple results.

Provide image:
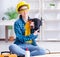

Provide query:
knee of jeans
left=9, top=44, right=25, bottom=56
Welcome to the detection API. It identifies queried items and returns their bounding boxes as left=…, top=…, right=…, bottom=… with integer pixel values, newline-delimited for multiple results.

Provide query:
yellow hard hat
left=16, top=1, right=30, bottom=12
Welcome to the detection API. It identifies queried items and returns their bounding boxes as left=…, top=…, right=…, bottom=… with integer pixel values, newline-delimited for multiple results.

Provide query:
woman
left=9, top=1, right=46, bottom=57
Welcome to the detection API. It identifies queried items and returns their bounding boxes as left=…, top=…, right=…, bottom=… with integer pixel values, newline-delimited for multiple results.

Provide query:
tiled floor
left=0, top=41, right=60, bottom=54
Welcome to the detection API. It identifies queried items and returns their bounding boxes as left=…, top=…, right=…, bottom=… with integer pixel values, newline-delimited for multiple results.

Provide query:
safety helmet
left=16, top=1, right=30, bottom=12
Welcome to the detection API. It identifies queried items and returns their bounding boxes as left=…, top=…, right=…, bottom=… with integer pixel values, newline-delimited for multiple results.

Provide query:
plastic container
left=25, top=48, right=30, bottom=57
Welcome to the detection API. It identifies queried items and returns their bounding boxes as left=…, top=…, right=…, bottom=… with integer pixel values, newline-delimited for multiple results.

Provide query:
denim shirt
left=14, top=17, right=38, bottom=46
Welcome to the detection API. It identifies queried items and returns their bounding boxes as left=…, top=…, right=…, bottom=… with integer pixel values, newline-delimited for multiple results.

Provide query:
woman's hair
left=19, top=15, right=30, bottom=19
left=19, top=15, right=22, bottom=19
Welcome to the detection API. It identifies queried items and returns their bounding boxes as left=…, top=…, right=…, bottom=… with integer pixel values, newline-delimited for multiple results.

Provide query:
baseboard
left=0, top=39, right=15, bottom=41
left=36, top=40, right=60, bottom=42
left=0, top=39, right=5, bottom=41
left=0, top=39, right=60, bottom=42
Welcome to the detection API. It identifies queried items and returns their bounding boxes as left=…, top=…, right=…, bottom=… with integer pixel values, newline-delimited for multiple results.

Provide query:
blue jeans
left=9, top=44, right=46, bottom=56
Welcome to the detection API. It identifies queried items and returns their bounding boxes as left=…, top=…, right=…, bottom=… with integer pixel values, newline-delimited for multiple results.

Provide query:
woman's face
left=19, top=9, right=29, bottom=18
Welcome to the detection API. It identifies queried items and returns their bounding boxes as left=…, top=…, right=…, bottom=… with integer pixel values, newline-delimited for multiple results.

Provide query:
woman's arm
left=14, top=22, right=38, bottom=42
